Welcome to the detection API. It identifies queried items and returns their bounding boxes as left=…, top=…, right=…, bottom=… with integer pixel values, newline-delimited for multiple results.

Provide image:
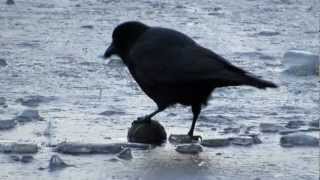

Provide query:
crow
left=103, top=21, right=277, bottom=139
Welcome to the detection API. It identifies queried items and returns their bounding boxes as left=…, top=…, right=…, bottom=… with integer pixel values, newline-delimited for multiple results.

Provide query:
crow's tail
left=244, top=74, right=278, bottom=89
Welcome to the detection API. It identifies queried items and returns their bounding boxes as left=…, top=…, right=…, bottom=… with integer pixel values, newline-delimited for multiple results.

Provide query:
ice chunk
left=55, top=142, right=124, bottom=154
left=49, top=155, right=71, bottom=171
left=0, top=142, right=38, bottom=153
left=169, top=134, right=198, bottom=144
left=280, top=133, right=319, bottom=147
left=201, top=138, right=230, bottom=147
left=116, top=148, right=132, bottom=160
left=175, top=144, right=203, bottom=154
left=230, top=137, right=254, bottom=146
left=283, top=50, right=319, bottom=76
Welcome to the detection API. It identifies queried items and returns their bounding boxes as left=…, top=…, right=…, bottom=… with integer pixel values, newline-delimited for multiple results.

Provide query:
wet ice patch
left=0, top=59, right=7, bottom=67
left=282, top=50, right=319, bottom=76
left=6, top=0, right=14, bottom=5
left=16, top=95, right=56, bottom=107
left=260, top=123, right=286, bottom=133
left=257, top=30, right=280, bottom=36
left=0, top=97, right=7, bottom=108
left=0, top=119, right=17, bottom=130
left=16, top=109, right=44, bottom=122
left=309, top=119, right=319, bottom=128
left=20, top=155, right=34, bottom=163
left=99, top=110, right=126, bottom=116
left=285, top=120, right=306, bottom=129
left=81, top=25, right=94, bottom=29
left=10, top=155, right=34, bottom=163
left=234, top=51, right=275, bottom=61
left=222, top=126, right=241, bottom=134
left=16, top=41, right=40, bottom=48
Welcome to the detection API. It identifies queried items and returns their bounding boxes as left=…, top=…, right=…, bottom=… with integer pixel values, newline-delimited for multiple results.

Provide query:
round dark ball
left=127, top=120, right=167, bottom=144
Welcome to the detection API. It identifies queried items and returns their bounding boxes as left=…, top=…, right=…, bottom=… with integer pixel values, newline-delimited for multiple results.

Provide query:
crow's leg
left=188, top=104, right=202, bottom=140
left=135, top=107, right=166, bottom=124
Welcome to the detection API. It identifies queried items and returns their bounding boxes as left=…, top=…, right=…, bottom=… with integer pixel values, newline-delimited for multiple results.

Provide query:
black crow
left=103, top=21, right=277, bottom=139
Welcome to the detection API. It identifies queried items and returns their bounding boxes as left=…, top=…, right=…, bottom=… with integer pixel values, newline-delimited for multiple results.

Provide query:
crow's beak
left=103, top=43, right=116, bottom=59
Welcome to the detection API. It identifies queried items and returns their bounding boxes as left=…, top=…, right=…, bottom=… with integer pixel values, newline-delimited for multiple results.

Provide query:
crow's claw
left=190, top=135, right=202, bottom=141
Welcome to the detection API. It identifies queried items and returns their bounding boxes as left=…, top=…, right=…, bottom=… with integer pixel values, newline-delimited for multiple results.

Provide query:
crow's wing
left=129, top=40, right=248, bottom=87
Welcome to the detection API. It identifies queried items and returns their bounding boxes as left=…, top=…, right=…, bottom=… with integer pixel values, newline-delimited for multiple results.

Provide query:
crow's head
left=104, top=21, right=149, bottom=61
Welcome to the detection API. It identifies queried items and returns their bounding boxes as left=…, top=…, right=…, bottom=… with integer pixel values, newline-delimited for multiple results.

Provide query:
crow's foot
left=188, top=131, right=202, bottom=141
left=189, top=135, right=202, bottom=141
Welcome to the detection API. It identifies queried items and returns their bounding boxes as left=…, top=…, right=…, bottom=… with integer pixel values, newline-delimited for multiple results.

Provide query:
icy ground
left=0, top=0, right=319, bottom=179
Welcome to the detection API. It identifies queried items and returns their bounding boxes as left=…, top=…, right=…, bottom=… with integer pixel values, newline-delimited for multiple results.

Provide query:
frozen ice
left=282, top=50, right=319, bottom=76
